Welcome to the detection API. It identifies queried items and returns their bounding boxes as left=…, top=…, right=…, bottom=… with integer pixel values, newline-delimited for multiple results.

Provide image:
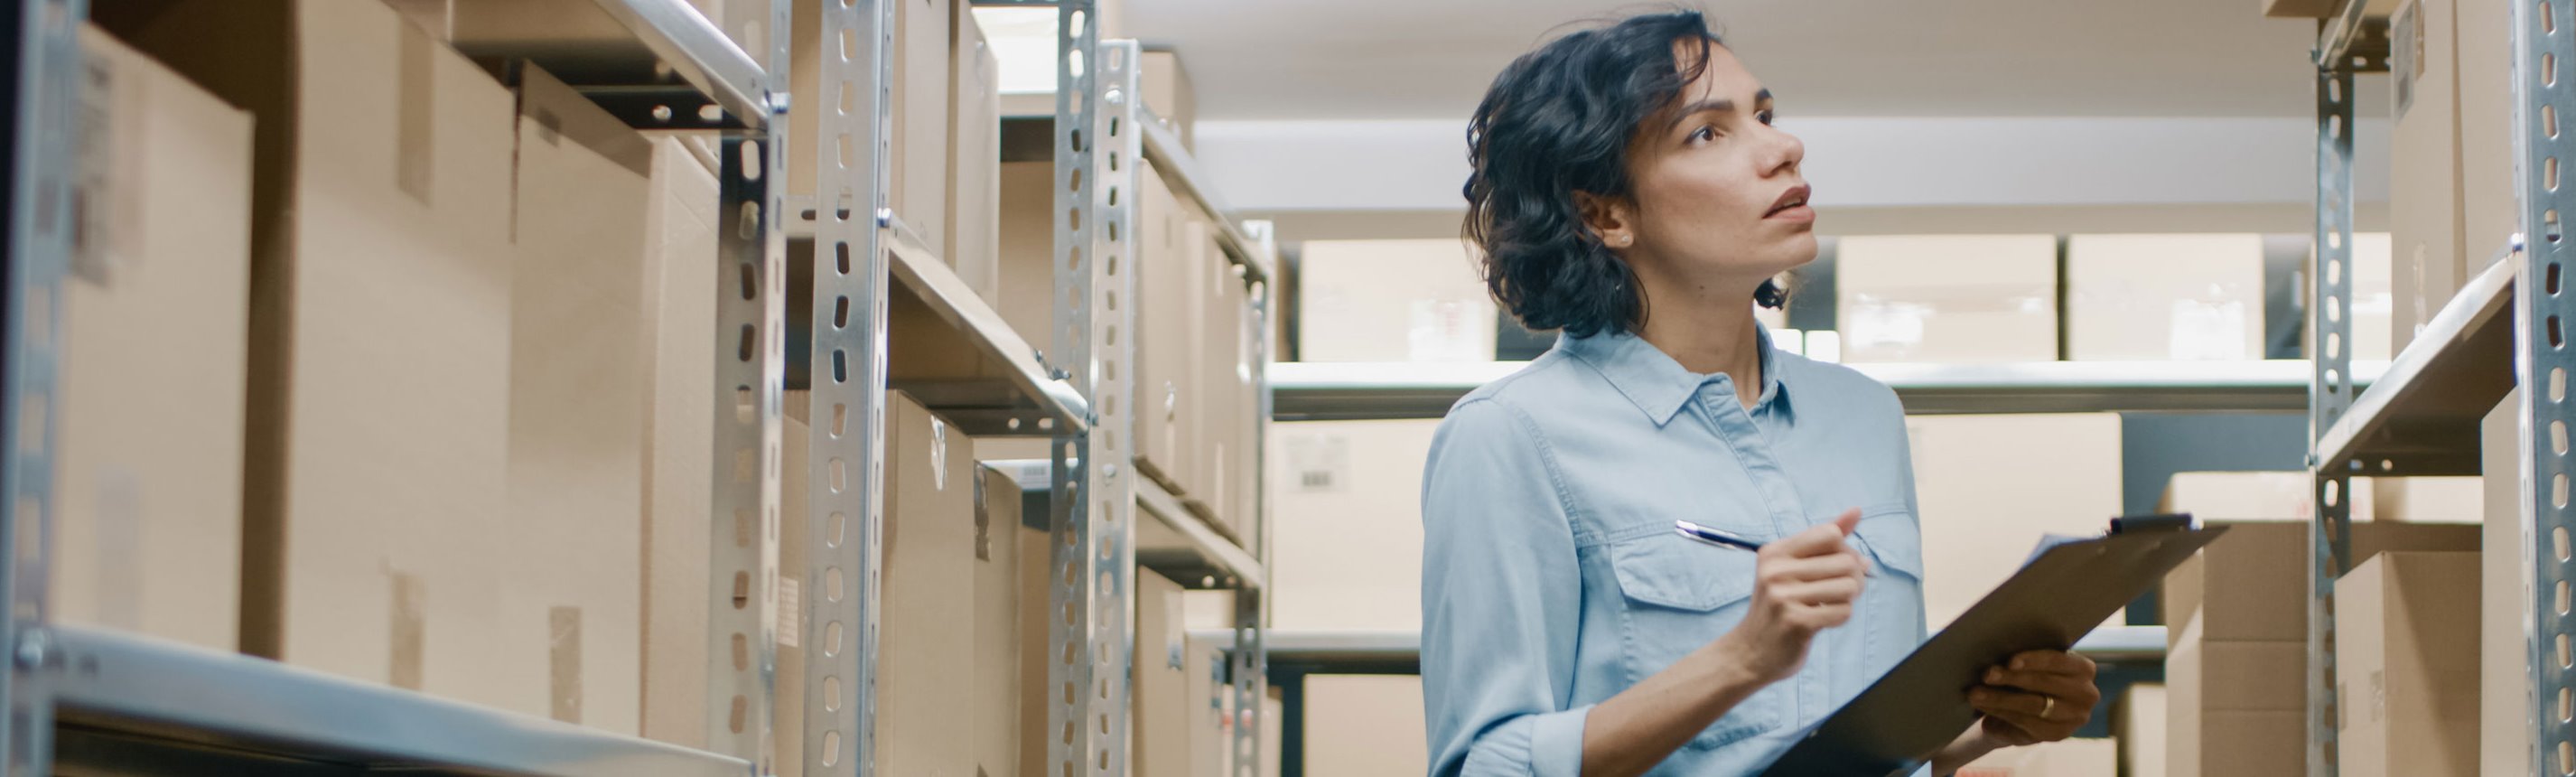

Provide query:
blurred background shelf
left=990, top=459, right=1263, bottom=589
left=444, top=0, right=770, bottom=128
left=1272, top=360, right=2387, bottom=421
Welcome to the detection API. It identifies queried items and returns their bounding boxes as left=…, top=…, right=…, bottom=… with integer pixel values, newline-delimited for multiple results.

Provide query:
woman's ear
left=1573, top=191, right=1635, bottom=248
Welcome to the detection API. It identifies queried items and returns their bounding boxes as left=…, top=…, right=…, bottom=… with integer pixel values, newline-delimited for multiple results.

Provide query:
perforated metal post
left=1230, top=221, right=1278, bottom=777
left=704, top=1, right=790, bottom=772
left=2307, top=61, right=2360, bottom=777
left=2521, top=3, right=2576, bottom=774
left=0, top=0, right=79, bottom=773
left=807, top=0, right=893, bottom=773
left=1050, top=18, right=1141, bottom=777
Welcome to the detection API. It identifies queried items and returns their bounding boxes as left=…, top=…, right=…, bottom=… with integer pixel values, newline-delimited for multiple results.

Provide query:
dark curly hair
left=1463, top=9, right=1782, bottom=338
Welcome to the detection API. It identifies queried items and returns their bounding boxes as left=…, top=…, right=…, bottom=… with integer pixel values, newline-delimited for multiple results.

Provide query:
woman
left=1420, top=10, right=2101, bottom=777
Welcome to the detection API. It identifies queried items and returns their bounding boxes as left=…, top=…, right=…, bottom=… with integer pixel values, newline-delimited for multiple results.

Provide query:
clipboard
left=1756, top=514, right=2226, bottom=777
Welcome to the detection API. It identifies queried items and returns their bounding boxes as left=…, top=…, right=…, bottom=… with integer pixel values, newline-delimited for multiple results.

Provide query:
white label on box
left=1284, top=434, right=1349, bottom=494
left=777, top=576, right=801, bottom=648
left=1846, top=298, right=1932, bottom=354
left=1407, top=299, right=1482, bottom=362
left=2169, top=298, right=2250, bottom=360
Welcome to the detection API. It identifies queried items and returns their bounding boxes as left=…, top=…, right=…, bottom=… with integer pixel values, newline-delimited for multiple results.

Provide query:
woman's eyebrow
left=1666, top=89, right=1774, bottom=130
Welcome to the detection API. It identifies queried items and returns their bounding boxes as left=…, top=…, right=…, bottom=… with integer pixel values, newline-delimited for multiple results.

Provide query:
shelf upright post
left=1231, top=220, right=1278, bottom=777
left=2307, top=52, right=2361, bottom=777
left=704, top=0, right=792, bottom=772
left=1047, top=18, right=1140, bottom=777
left=2519, top=1, right=2576, bottom=773
left=0, top=0, right=79, bottom=773
left=806, top=0, right=895, bottom=773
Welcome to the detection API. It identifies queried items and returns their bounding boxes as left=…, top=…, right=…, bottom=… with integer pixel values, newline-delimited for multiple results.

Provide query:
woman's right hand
left=1712, top=509, right=1867, bottom=685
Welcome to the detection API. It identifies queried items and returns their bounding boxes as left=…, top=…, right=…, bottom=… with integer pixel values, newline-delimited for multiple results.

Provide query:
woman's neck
left=1633, top=286, right=1766, bottom=407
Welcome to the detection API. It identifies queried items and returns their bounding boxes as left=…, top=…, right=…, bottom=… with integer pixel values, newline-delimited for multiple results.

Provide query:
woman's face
left=1599, top=42, right=1815, bottom=290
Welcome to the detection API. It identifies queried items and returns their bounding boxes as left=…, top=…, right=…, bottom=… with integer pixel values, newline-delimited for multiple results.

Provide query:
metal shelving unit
left=0, top=0, right=1275, bottom=775
left=2301, top=1, right=2563, bottom=775
left=1274, top=359, right=2385, bottom=421
left=1183, top=625, right=2172, bottom=673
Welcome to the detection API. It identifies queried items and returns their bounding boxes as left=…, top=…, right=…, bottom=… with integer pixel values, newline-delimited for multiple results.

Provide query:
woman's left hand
left=1967, top=650, right=2100, bottom=747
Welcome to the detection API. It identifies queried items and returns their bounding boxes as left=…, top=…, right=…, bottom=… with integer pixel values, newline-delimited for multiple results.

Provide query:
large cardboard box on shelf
left=2481, top=391, right=2529, bottom=777
left=2335, top=552, right=2481, bottom=777
left=1195, top=225, right=1255, bottom=538
left=51, top=26, right=254, bottom=652
left=790, top=0, right=951, bottom=257
left=1142, top=50, right=1196, bottom=150
left=2390, top=0, right=2467, bottom=353
left=2162, top=520, right=2478, bottom=643
left=1018, top=521, right=1053, bottom=777
left=96, top=0, right=555, bottom=716
left=1297, top=239, right=1495, bottom=363
left=1959, top=737, right=2116, bottom=777
left=974, top=464, right=1023, bottom=777
left=1837, top=235, right=2059, bottom=363
left=947, top=3, right=1003, bottom=306
left=499, top=62, right=658, bottom=731
left=2457, top=0, right=2516, bottom=279
left=2065, top=234, right=2264, bottom=361
left=638, top=135, right=723, bottom=746
left=997, top=160, right=1055, bottom=347
left=2116, top=684, right=2167, bottom=777
left=781, top=390, right=977, bottom=777
left=2164, top=614, right=2307, bottom=777
left=1270, top=419, right=1439, bottom=632
left=1134, top=570, right=1193, bottom=777
left=1137, top=160, right=1209, bottom=503
left=1905, top=415, right=2123, bottom=628
left=1302, top=675, right=1430, bottom=776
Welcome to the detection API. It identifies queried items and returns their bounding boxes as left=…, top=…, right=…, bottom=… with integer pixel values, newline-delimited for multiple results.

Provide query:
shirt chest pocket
left=1605, top=533, right=1785, bottom=750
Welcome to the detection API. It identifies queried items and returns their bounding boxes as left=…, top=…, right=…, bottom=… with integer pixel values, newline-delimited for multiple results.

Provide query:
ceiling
left=1119, top=0, right=2355, bottom=121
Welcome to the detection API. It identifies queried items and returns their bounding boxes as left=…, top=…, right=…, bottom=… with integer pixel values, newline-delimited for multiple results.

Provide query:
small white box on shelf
left=1835, top=235, right=2058, bottom=363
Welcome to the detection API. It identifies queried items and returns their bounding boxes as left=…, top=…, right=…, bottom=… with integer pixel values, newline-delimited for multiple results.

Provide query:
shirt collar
left=1556, top=325, right=1791, bottom=426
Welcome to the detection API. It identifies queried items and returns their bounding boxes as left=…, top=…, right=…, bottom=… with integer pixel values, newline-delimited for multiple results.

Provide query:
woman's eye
left=1687, top=126, right=1715, bottom=143
left=1757, top=110, right=1776, bottom=126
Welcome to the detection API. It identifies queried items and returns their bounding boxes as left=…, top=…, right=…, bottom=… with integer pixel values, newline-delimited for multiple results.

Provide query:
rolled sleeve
left=1420, top=398, right=1589, bottom=777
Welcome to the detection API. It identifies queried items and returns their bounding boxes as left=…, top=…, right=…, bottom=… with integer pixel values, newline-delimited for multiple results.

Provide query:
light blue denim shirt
left=1420, top=327, right=1929, bottom=777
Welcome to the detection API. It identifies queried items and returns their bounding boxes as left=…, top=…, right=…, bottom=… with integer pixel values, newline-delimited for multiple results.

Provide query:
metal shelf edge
left=2312, top=243, right=2520, bottom=469
left=586, top=0, right=770, bottom=128
left=45, top=626, right=751, bottom=777
left=1135, top=104, right=1276, bottom=285
left=880, top=218, right=1093, bottom=435
left=1134, top=475, right=1266, bottom=589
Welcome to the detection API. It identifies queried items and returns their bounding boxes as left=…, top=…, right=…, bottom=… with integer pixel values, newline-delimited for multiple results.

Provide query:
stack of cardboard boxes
left=2385, top=0, right=2516, bottom=352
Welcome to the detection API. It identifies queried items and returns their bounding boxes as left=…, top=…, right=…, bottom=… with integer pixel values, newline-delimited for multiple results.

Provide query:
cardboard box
left=501, top=62, right=658, bottom=731
left=2166, top=706, right=2304, bottom=777
left=2335, top=552, right=2481, bottom=777
left=2164, top=614, right=2308, bottom=777
left=1142, top=51, right=1195, bottom=150
left=2161, top=520, right=2478, bottom=643
left=1135, top=570, right=1191, bottom=777
left=1837, top=235, right=2058, bottom=363
left=2066, top=235, right=2264, bottom=360
left=974, top=464, right=1023, bottom=777
left=2368, top=476, right=2483, bottom=523
left=2157, top=472, right=2325, bottom=522
left=1296, top=239, right=1495, bottom=363
left=2165, top=621, right=2305, bottom=714
left=51, top=26, right=254, bottom=651
left=2391, top=0, right=2466, bottom=353
left=2116, top=684, right=2167, bottom=777
left=1905, top=415, right=2123, bottom=628
left=947, top=3, right=1003, bottom=306
left=1960, top=737, right=2116, bottom=777
left=1137, top=161, right=1206, bottom=501
left=639, top=135, right=722, bottom=746
left=791, top=0, right=950, bottom=257
left=1196, top=225, right=1253, bottom=536
left=2351, top=232, right=2396, bottom=362
left=1182, top=636, right=1230, bottom=777
left=2481, top=391, right=2529, bottom=777
left=99, top=0, right=539, bottom=711
left=1302, top=675, right=1430, bottom=776
left=878, top=392, right=977, bottom=776
left=1270, top=419, right=1438, bottom=631
left=1018, top=522, right=1055, bottom=777
left=997, top=161, right=1055, bottom=346
left=2457, top=0, right=2515, bottom=277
